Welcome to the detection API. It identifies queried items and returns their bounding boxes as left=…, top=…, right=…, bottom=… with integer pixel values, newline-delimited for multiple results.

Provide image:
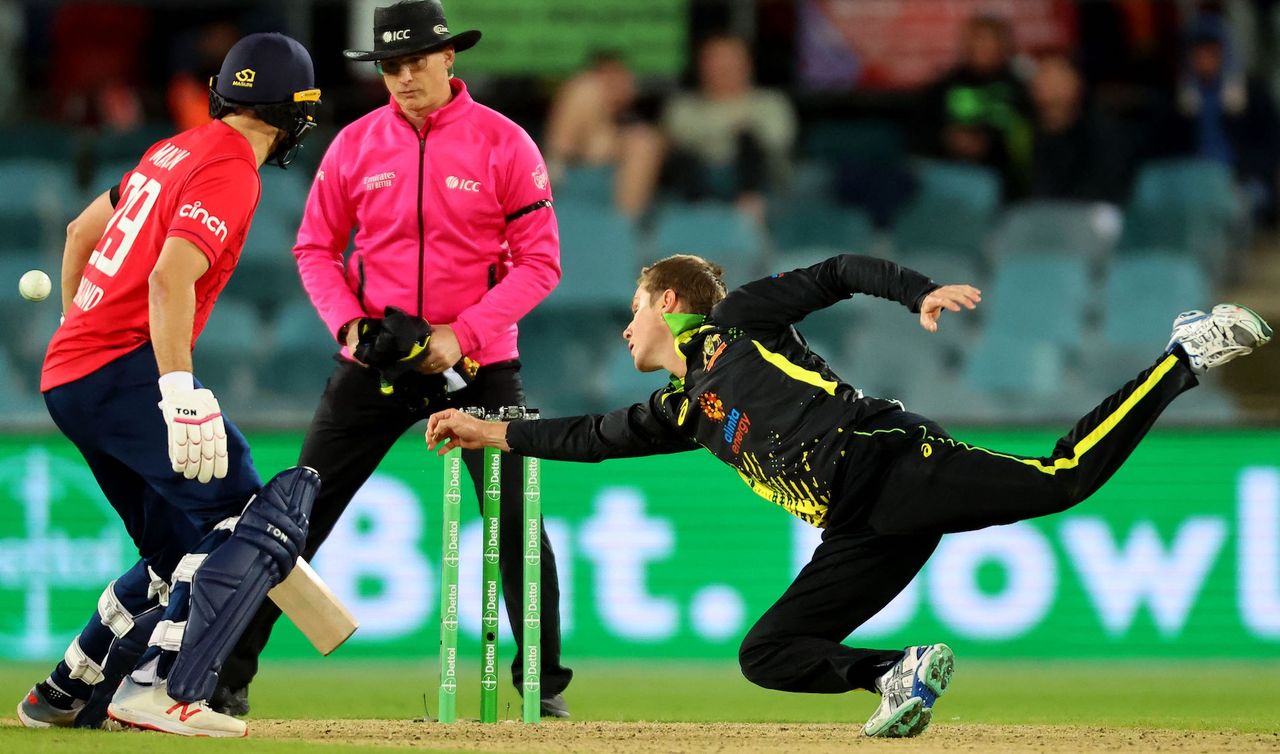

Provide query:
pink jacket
left=294, top=79, right=560, bottom=365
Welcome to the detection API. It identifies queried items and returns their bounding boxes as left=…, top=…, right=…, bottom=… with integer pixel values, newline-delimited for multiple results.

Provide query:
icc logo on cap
left=233, top=68, right=255, bottom=87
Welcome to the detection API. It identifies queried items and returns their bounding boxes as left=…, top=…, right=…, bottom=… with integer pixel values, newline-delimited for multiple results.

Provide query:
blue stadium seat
left=263, top=300, right=337, bottom=399
left=541, top=201, right=638, bottom=310
left=964, top=333, right=1065, bottom=398
left=256, top=167, right=310, bottom=224
left=653, top=203, right=765, bottom=284
left=0, top=125, right=77, bottom=161
left=983, top=255, right=1091, bottom=348
left=992, top=201, right=1120, bottom=263
left=1102, top=253, right=1206, bottom=348
left=770, top=202, right=875, bottom=252
left=193, top=298, right=263, bottom=403
left=553, top=165, right=615, bottom=206
left=1119, top=159, right=1246, bottom=273
left=89, top=159, right=139, bottom=194
left=890, top=161, right=999, bottom=257
left=596, top=340, right=672, bottom=414
left=0, top=161, right=76, bottom=248
left=0, top=345, right=38, bottom=417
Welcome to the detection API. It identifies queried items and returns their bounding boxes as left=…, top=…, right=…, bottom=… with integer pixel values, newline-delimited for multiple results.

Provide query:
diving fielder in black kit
left=426, top=253, right=1272, bottom=738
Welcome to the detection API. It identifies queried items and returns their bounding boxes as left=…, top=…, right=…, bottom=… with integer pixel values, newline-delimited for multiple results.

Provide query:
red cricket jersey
left=42, top=120, right=261, bottom=391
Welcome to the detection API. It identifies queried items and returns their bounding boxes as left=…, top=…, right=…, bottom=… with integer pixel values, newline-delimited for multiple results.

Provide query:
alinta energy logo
left=0, top=448, right=128, bottom=659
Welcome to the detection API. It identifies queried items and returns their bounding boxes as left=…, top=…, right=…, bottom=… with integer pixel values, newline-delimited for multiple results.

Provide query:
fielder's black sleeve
left=506, top=390, right=697, bottom=462
left=711, top=254, right=939, bottom=332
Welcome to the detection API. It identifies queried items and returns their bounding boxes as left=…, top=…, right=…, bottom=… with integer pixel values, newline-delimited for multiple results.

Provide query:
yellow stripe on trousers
left=850, top=353, right=1182, bottom=477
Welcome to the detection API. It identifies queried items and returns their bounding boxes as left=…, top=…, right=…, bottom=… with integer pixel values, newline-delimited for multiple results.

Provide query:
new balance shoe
left=16, top=681, right=83, bottom=728
left=863, top=643, right=955, bottom=738
left=107, top=677, right=247, bottom=737
left=1168, top=304, right=1272, bottom=375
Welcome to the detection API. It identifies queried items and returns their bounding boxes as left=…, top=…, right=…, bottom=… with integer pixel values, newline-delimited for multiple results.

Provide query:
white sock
left=130, top=656, right=160, bottom=686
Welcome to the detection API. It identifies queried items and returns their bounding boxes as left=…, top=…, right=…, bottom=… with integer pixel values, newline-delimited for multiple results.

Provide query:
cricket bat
left=268, top=557, right=358, bottom=655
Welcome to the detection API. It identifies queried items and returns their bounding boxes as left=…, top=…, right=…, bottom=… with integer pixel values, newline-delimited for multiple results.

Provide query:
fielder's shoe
left=540, top=693, right=570, bottom=719
left=1168, top=304, right=1272, bottom=375
left=16, top=681, right=83, bottom=728
left=210, top=684, right=250, bottom=717
left=107, top=677, right=247, bottom=737
left=863, top=643, right=954, bottom=738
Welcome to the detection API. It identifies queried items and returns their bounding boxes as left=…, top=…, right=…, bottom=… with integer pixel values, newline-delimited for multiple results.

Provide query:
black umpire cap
left=343, top=0, right=481, bottom=62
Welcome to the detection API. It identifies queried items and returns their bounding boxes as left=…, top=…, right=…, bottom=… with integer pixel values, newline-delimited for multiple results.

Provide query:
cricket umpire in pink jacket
left=215, top=0, right=572, bottom=717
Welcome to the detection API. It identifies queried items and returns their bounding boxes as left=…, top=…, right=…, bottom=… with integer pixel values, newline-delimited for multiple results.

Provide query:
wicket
left=437, top=406, right=541, bottom=724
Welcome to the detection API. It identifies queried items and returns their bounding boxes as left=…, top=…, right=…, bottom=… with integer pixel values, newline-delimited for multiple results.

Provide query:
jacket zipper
left=416, top=127, right=428, bottom=318
left=357, top=256, right=367, bottom=310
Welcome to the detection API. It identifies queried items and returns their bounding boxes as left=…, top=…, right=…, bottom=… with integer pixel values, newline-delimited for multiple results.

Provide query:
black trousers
left=219, top=359, right=573, bottom=697
left=738, top=353, right=1197, bottom=693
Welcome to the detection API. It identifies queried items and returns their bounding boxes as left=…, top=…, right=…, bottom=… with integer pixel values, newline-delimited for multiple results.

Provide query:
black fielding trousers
left=738, top=353, right=1197, bottom=694
left=219, top=359, right=573, bottom=697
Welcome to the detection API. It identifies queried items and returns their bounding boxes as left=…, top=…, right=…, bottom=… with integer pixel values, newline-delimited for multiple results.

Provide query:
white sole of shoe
left=107, top=706, right=247, bottom=738
left=16, top=701, right=56, bottom=729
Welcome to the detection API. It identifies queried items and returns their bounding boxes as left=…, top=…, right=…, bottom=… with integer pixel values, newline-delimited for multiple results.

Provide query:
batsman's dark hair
left=638, top=255, right=727, bottom=315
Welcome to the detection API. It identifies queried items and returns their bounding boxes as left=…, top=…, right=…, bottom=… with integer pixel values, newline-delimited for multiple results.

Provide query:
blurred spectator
left=544, top=51, right=664, bottom=219
left=49, top=3, right=148, bottom=129
left=168, top=22, right=241, bottom=132
left=1158, top=16, right=1280, bottom=223
left=920, top=14, right=1032, bottom=198
left=662, top=33, right=796, bottom=221
left=1028, top=53, right=1133, bottom=204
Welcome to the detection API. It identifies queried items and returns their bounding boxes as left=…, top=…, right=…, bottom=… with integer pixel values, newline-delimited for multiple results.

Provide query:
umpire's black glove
left=352, top=306, right=432, bottom=382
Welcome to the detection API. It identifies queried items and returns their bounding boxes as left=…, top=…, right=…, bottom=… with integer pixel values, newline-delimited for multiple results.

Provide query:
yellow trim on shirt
left=752, top=340, right=838, bottom=396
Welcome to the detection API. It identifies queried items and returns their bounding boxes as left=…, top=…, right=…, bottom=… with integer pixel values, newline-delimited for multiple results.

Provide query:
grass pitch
left=1, top=659, right=1278, bottom=752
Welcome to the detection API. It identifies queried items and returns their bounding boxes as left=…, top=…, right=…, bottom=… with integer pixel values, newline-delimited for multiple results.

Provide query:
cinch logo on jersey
left=177, top=201, right=229, bottom=242
left=445, top=176, right=481, bottom=192
left=149, top=143, right=191, bottom=171
left=723, top=408, right=751, bottom=454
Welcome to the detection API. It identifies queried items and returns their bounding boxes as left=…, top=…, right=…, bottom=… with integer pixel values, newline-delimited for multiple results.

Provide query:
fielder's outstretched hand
left=426, top=409, right=510, bottom=454
left=919, top=284, right=982, bottom=333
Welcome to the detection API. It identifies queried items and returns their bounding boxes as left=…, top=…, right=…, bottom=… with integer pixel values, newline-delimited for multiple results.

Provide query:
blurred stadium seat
left=262, top=300, right=338, bottom=400
left=964, top=334, right=1065, bottom=398
left=0, top=160, right=76, bottom=251
left=652, top=202, right=766, bottom=284
left=983, top=255, right=1091, bottom=349
left=553, top=165, right=615, bottom=206
left=1102, top=253, right=1207, bottom=347
left=1118, top=159, right=1247, bottom=275
left=0, top=125, right=76, bottom=161
left=992, top=201, right=1120, bottom=263
left=891, top=160, right=999, bottom=257
left=194, top=297, right=264, bottom=403
left=770, top=201, right=875, bottom=252
left=541, top=200, right=638, bottom=310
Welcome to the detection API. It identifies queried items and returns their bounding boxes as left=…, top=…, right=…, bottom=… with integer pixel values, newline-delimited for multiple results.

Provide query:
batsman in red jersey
left=18, top=33, right=322, bottom=737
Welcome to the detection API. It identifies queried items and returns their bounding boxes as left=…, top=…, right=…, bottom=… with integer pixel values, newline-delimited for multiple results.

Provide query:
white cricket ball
left=19, top=270, right=52, bottom=302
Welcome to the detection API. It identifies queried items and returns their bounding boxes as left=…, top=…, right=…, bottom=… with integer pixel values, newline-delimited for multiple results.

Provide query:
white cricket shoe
left=107, top=677, right=247, bottom=737
left=1168, top=304, right=1272, bottom=375
left=863, top=643, right=954, bottom=738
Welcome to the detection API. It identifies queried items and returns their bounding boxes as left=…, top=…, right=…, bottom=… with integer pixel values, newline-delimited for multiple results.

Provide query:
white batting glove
left=157, top=372, right=228, bottom=484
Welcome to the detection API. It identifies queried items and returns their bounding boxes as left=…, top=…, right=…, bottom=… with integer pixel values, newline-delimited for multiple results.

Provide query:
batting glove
left=157, top=372, right=228, bottom=484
